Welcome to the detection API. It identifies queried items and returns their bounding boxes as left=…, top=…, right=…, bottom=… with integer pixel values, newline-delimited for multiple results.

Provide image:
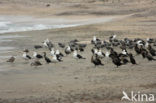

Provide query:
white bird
left=93, top=36, right=97, bottom=42
left=23, top=52, right=31, bottom=60
left=51, top=54, right=59, bottom=63
left=105, top=51, right=110, bottom=58
left=122, top=50, right=127, bottom=55
left=112, top=34, right=116, bottom=40
left=33, top=52, right=43, bottom=59
left=65, top=46, right=72, bottom=55
left=137, top=40, right=143, bottom=45
left=43, top=38, right=49, bottom=47
left=73, top=50, right=85, bottom=59
left=55, top=49, right=64, bottom=57
left=51, top=54, right=62, bottom=62
left=50, top=48, right=55, bottom=56
left=96, top=49, right=105, bottom=58
left=55, top=49, right=60, bottom=55
left=93, top=49, right=98, bottom=54
left=145, top=42, right=149, bottom=48
left=146, top=38, right=149, bottom=42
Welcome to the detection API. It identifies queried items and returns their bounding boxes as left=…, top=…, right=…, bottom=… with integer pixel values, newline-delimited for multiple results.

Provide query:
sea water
left=0, top=15, right=81, bottom=34
left=0, top=15, right=116, bottom=34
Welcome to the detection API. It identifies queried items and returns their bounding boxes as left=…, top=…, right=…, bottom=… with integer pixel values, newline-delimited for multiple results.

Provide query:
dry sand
left=0, top=0, right=156, bottom=103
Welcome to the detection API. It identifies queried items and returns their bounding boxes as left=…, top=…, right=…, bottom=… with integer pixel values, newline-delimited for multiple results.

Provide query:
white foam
left=0, top=23, right=80, bottom=33
left=0, top=15, right=118, bottom=34
left=0, top=21, right=11, bottom=28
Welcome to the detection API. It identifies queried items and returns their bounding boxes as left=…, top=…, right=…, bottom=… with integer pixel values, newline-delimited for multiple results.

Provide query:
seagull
left=43, top=39, right=54, bottom=50
left=91, top=54, right=104, bottom=67
left=122, top=50, right=127, bottom=55
left=23, top=52, right=31, bottom=60
left=109, top=54, right=122, bottom=67
left=121, top=49, right=128, bottom=57
left=43, top=38, right=49, bottom=47
left=91, top=48, right=98, bottom=54
left=31, top=60, right=42, bottom=66
left=93, top=36, right=97, bottom=43
left=43, top=52, right=51, bottom=64
left=112, top=34, right=116, bottom=40
left=7, top=56, right=15, bottom=63
left=33, top=52, right=43, bottom=59
left=58, top=43, right=65, bottom=48
left=73, top=50, right=86, bottom=59
left=50, top=48, right=55, bottom=56
left=137, top=40, right=143, bottom=46
left=148, top=45, right=156, bottom=56
left=51, top=54, right=59, bottom=63
left=55, top=49, right=64, bottom=57
left=96, top=49, right=105, bottom=58
left=105, top=51, right=110, bottom=58
left=145, top=42, right=149, bottom=48
left=91, top=36, right=100, bottom=44
left=109, top=34, right=117, bottom=42
left=65, top=46, right=72, bottom=55
left=129, top=53, right=137, bottom=64
left=34, top=45, right=43, bottom=49
left=23, top=49, right=29, bottom=53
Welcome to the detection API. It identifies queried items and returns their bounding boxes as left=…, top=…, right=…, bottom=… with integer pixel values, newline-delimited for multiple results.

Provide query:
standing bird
left=73, top=50, right=86, bottom=59
left=120, top=56, right=129, bottom=65
left=58, top=43, right=65, bottom=48
left=109, top=54, right=122, bottom=68
left=43, top=39, right=54, bottom=50
left=134, top=44, right=141, bottom=55
left=145, top=53, right=156, bottom=61
left=51, top=54, right=60, bottom=63
left=50, top=48, right=55, bottom=56
left=128, top=53, right=137, bottom=64
left=121, top=49, right=128, bottom=56
left=148, top=45, right=156, bottom=56
left=55, top=49, right=64, bottom=57
left=34, top=45, right=43, bottom=49
left=23, top=49, right=29, bottom=53
left=91, top=36, right=101, bottom=45
left=23, top=51, right=31, bottom=60
left=96, top=49, right=105, bottom=58
left=43, top=52, right=51, bottom=64
left=7, top=56, right=15, bottom=63
left=91, top=54, right=104, bottom=67
left=33, top=52, right=43, bottom=59
left=31, top=60, right=42, bottom=66
left=109, top=34, right=117, bottom=42
left=65, top=46, right=72, bottom=55
left=105, top=51, right=110, bottom=58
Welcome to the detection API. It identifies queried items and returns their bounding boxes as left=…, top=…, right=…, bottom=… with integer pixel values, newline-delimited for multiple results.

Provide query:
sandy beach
left=0, top=0, right=156, bottom=103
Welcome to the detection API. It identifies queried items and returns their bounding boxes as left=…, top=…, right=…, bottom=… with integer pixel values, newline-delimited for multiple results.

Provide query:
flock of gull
left=6, top=35, right=156, bottom=68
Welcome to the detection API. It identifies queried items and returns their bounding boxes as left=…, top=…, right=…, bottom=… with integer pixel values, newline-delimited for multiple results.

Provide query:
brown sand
left=0, top=0, right=156, bottom=103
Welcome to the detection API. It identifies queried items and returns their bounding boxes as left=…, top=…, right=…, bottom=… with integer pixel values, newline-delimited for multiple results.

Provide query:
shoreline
left=0, top=14, right=130, bottom=34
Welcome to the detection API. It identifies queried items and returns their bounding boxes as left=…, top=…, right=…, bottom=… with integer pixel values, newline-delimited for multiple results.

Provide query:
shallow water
left=0, top=15, right=117, bottom=33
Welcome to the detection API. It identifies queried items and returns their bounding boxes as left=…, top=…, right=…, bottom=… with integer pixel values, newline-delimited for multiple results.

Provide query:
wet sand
left=0, top=0, right=156, bottom=103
